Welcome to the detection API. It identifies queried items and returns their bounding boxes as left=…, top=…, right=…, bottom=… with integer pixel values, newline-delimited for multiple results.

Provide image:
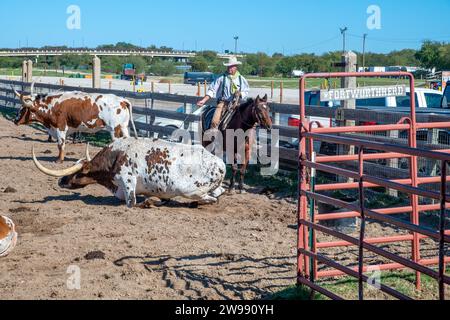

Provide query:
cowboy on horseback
left=197, top=56, right=250, bottom=129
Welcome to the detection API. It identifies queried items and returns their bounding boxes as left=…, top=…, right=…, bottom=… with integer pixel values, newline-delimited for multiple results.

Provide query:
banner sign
left=320, top=85, right=407, bottom=102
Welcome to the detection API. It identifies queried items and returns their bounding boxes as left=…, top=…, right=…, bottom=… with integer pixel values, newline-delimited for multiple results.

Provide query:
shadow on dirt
left=114, top=253, right=297, bottom=300
left=0, top=155, right=79, bottom=162
left=15, top=194, right=206, bottom=209
left=14, top=193, right=124, bottom=207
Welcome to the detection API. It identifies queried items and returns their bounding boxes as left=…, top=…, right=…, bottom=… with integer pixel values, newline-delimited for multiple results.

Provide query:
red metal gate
left=297, top=72, right=449, bottom=300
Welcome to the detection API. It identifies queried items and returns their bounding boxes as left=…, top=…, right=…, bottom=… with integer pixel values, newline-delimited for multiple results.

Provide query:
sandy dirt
left=0, top=115, right=298, bottom=300
left=0, top=114, right=446, bottom=300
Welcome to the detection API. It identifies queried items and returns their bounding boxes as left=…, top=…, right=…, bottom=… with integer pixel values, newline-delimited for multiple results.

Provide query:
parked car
left=442, top=81, right=450, bottom=109
left=184, top=72, right=217, bottom=85
left=283, top=88, right=445, bottom=150
left=285, top=90, right=337, bottom=130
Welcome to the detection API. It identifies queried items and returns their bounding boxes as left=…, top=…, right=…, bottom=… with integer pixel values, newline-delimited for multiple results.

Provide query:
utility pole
left=234, top=36, right=239, bottom=54
left=362, top=33, right=368, bottom=71
left=340, top=27, right=348, bottom=53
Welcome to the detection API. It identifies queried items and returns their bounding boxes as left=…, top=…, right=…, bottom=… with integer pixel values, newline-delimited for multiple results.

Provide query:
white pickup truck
left=442, top=81, right=450, bottom=109
left=286, top=87, right=444, bottom=129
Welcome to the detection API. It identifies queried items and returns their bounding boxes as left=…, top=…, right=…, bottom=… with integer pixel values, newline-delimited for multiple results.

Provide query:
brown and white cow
left=0, top=216, right=17, bottom=258
left=32, top=138, right=226, bottom=208
left=14, top=84, right=138, bottom=163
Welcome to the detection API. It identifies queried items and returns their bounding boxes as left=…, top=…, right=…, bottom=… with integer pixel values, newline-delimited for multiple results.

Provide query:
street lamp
left=234, top=36, right=239, bottom=54
left=340, top=27, right=348, bottom=53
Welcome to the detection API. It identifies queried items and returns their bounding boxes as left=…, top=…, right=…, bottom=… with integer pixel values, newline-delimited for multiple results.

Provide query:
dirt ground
left=0, top=116, right=298, bottom=300
left=0, top=115, right=446, bottom=300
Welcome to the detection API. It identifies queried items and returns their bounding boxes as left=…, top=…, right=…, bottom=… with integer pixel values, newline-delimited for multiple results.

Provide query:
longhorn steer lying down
left=14, top=85, right=137, bottom=163
left=33, top=138, right=226, bottom=208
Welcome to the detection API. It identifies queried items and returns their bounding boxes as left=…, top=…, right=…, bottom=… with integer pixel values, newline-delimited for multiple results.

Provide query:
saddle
left=201, top=105, right=217, bottom=132
left=201, top=94, right=241, bottom=132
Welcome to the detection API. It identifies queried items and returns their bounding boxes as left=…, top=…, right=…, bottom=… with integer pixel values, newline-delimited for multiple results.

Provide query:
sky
left=0, top=0, right=449, bottom=55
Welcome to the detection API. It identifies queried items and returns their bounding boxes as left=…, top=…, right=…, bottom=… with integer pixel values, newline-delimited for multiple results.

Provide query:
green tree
left=190, top=56, right=209, bottom=72
left=415, top=41, right=441, bottom=69
left=0, top=57, right=23, bottom=68
left=244, top=53, right=276, bottom=77
left=148, top=59, right=176, bottom=76
left=275, top=56, right=297, bottom=77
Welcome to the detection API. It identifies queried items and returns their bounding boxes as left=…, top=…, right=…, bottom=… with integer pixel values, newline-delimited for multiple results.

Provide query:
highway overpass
left=0, top=49, right=242, bottom=60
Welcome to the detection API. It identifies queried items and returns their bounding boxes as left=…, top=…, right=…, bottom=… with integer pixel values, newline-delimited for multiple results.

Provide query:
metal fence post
left=427, top=129, right=440, bottom=177
left=145, top=96, right=149, bottom=138
left=387, top=128, right=400, bottom=197
left=271, top=81, right=274, bottom=99
left=272, top=109, right=280, bottom=172
left=184, top=96, right=192, bottom=132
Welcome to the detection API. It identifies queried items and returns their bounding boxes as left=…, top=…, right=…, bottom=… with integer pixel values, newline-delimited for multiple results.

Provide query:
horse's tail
left=124, top=100, right=138, bottom=139
left=199, top=108, right=206, bottom=148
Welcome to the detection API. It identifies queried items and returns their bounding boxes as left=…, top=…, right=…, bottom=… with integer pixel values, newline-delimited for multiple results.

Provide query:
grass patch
left=0, top=107, right=17, bottom=119
left=226, top=165, right=297, bottom=196
left=272, top=267, right=450, bottom=300
left=268, top=285, right=324, bottom=300
left=318, top=267, right=450, bottom=300
left=82, top=131, right=112, bottom=148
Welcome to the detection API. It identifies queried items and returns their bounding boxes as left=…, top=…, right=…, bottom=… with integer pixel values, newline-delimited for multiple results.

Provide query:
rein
left=237, top=101, right=261, bottom=129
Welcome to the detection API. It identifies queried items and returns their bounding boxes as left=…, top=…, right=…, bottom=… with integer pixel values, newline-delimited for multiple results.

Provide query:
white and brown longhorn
left=0, top=216, right=18, bottom=258
left=32, top=138, right=226, bottom=208
left=14, top=84, right=138, bottom=163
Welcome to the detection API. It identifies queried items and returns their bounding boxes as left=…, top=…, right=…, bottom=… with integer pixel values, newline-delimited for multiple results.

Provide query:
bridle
left=238, top=101, right=268, bottom=129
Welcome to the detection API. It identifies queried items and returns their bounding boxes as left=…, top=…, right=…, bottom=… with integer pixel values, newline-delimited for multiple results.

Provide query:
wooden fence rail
left=1, top=78, right=450, bottom=174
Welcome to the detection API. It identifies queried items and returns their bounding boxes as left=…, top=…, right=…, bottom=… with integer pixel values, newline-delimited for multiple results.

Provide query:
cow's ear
left=263, top=94, right=268, bottom=101
left=256, top=95, right=260, bottom=103
left=81, top=162, right=92, bottom=174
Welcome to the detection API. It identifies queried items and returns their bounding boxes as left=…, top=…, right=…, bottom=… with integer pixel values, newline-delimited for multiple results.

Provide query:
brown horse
left=201, top=95, right=273, bottom=193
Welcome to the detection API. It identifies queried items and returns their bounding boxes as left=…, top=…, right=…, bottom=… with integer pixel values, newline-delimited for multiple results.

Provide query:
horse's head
left=254, top=94, right=273, bottom=131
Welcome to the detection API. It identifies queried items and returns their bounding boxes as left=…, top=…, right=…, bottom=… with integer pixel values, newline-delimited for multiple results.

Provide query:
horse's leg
left=238, top=139, right=251, bottom=193
left=229, top=161, right=238, bottom=193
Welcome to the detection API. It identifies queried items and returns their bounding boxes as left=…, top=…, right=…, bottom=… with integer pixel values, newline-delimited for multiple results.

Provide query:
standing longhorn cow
left=32, top=138, right=227, bottom=208
left=13, top=83, right=138, bottom=163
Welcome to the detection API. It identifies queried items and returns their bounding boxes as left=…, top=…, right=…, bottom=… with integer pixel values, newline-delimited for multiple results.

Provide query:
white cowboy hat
left=0, top=216, right=17, bottom=258
left=223, top=56, right=242, bottom=67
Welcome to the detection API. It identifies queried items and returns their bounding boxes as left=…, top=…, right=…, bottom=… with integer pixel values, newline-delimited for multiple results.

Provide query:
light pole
left=234, top=36, right=239, bottom=54
left=340, top=27, right=348, bottom=53
left=362, top=33, right=368, bottom=71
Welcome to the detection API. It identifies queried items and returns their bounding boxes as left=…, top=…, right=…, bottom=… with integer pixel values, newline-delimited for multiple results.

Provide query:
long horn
left=11, top=85, right=33, bottom=107
left=32, top=146, right=84, bottom=177
left=30, top=81, right=36, bottom=95
left=11, top=85, right=21, bottom=98
left=85, top=143, right=91, bottom=162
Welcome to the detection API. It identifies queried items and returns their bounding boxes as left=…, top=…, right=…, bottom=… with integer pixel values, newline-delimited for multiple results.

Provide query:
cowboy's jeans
left=211, top=101, right=226, bottom=129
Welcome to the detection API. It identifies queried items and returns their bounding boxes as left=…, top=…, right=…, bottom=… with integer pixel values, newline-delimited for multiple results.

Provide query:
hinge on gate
left=299, top=153, right=311, bottom=185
